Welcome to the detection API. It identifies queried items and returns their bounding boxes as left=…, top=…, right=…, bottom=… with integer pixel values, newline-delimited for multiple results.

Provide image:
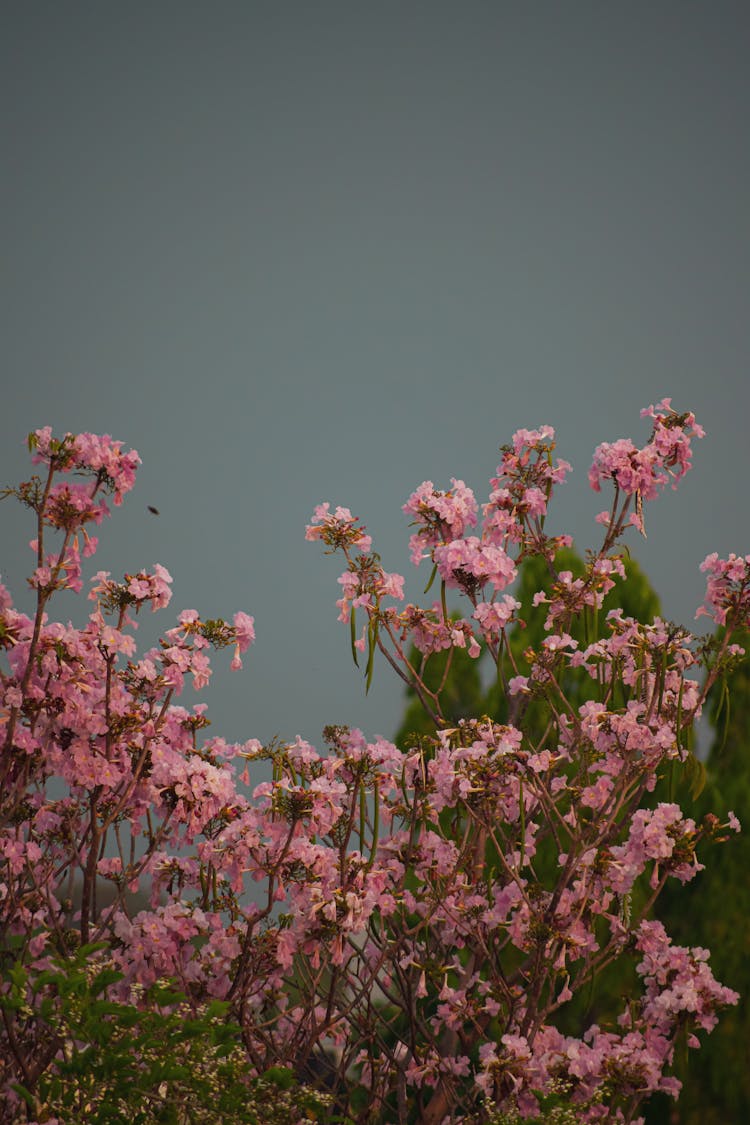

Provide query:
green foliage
left=488, top=549, right=662, bottom=724
left=467, top=1079, right=607, bottom=1124
left=1, top=942, right=331, bottom=1124
left=395, top=632, right=485, bottom=746
left=396, top=549, right=661, bottom=742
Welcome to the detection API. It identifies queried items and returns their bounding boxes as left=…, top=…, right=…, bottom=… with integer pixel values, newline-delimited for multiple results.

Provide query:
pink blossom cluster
left=0, top=414, right=742, bottom=1125
left=608, top=804, right=703, bottom=893
left=403, top=478, right=479, bottom=565
left=31, top=426, right=141, bottom=506
left=533, top=557, right=626, bottom=630
left=696, top=551, right=750, bottom=627
left=335, top=562, right=405, bottom=627
left=433, top=536, right=516, bottom=593
left=398, top=603, right=480, bottom=657
left=310, top=426, right=578, bottom=694
left=588, top=399, right=704, bottom=536
left=305, top=502, right=373, bottom=553
left=483, top=425, right=572, bottom=550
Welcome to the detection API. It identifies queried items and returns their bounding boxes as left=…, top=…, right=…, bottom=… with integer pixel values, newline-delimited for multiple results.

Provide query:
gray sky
left=2, top=2, right=749, bottom=747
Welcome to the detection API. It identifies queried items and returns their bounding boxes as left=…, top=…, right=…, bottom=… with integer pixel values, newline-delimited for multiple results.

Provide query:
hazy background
left=2, top=1, right=749, bottom=747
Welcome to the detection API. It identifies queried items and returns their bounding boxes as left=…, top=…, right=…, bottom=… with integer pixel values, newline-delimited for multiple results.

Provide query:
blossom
left=230, top=611, right=255, bottom=669
left=1, top=414, right=741, bottom=1123
left=403, top=479, right=478, bottom=566
left=305, top=503, right=372, bottom=552
left=473, top=596, right=520, bottom=637
left=433, top=536, right=516, bottom=592
left=696, top=552, right=750, bottom=626
left=589, top=401, right=704, bottom=501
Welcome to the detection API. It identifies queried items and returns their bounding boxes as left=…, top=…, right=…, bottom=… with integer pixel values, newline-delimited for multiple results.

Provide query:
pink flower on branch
left=31, top=427, right=141, bottom=505
left=305, top=502, right=372, bottom=553
left=589, top=399, right=704, bottom=502
left=696, top=551, right=750, bottom=626
left=403, top=478, right=478, bottom=564
left=433, top=536, right=516, bottom=593
left=1, top=409, right=744, bottom=1125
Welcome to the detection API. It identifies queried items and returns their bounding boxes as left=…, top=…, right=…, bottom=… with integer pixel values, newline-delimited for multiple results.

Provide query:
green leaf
left=88, top=998, right=126, bottom=1020
left=204, top=999, right=231, bottom=1019
left=365, top=618, right=378, bottom=694
left=684, top=753, right=708, bottom=800
left=31, top=968, right=64, bottom=992
left=261, top=1065, right=295, bottom=1090
left=423, top=562, right=438, bottom=594
left=10, top=1083, right=36, bottom=1109
left=350, top=605, right=359, bottom=667
left=90, top=966, right=124, bottom=996
left=367, top=779, right=380, bottom=870
left=359, top=780, right=367, bottom=845
left=719, top=677, right=731, bottom=755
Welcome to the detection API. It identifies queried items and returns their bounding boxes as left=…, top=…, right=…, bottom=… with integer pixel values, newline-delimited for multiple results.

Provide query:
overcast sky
left=2, top=2, right=749, bottom=747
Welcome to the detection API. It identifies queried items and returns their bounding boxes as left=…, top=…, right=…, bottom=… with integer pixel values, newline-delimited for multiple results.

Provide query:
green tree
left=0, top=942, right=331, bottom=1124
left=394, top=636, right=485, bottom=747
left=646, top=635, right=750, bottom=1125
left=395, top=549, right=662, bottom=745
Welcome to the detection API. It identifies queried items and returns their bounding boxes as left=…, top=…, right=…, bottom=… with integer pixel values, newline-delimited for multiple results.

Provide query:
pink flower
left=305, top=503, right=372, bottom=552
left=696, top=552, right=750, bottom=626
left=232, top=611, right=255, bottom=648
left=511, top=425, right=555, bottom=453
left=589, top=402, right=704, bottom=503
left=433, top=536, right=516, bottom=592
left=473, top=596, right=520, bottom=637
